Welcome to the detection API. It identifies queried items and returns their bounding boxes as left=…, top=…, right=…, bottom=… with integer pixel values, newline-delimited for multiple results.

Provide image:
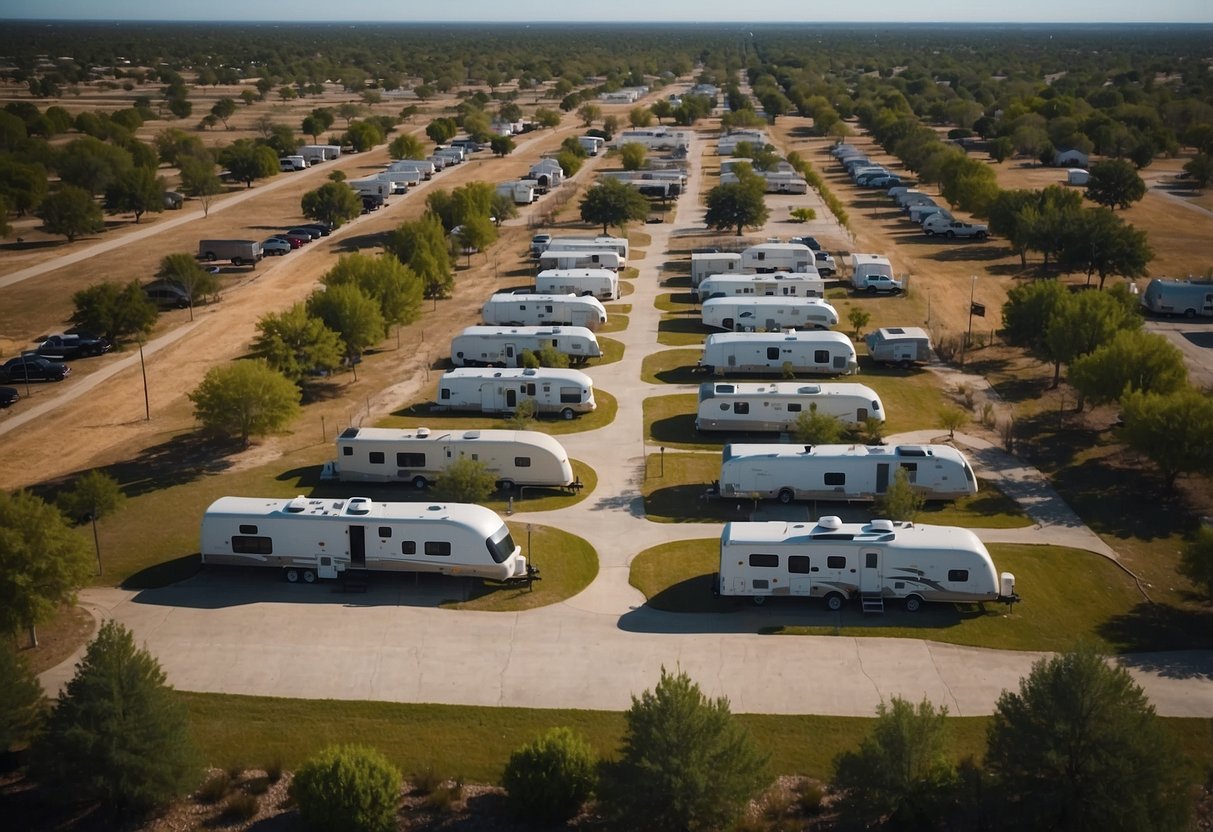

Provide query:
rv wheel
left=825, top=592, right=845, bottom=612
left=498, top=480, right=516, bottom=493
left=1185, top=308, right=1197, bottom=319
left=302, top=569, right=317, bottom=584
left=898, top=359, right=912, bottom=370
left=904, top=595, right=923, bottom=613
left=777, top=488, right=795, bottom=505
left=560, top=407, right=575, bottom=420
left=412, top=476, right=427, bottom=490
left=284, top=568, right=300, bottom=583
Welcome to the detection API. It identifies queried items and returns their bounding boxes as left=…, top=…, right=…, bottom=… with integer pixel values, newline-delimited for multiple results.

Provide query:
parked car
left=287, top=227, right=321, bottom=241
left=269, top=234, right=303, bottom=250
left=279, top=229, right=315, bottom=245
left=298, top=222, right=333, bottom=237
left=143, top=280, right=191, bottom=309
left=814, top=251, right=838, bottom=277
left=924, top=217, right=989, bottom=239
left=34, top=333, right=112, bottom=359
left=262, top=238, right=293, bottom=256
left=361, top=194, right=383, bottom=212
left=789, top=236, right=821, bottom=251
left=864, top=174, right=902, bottom=189
left=1, top=355, right=70, bottom=382
left=0, top=386, right=19, bottom=408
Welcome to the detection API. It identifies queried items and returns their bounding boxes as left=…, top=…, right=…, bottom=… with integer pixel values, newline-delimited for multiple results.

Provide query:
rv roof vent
left=427, top=504, right=444, bottom=512
left=416, top=427, right=430, bottom=438
left=717, top=384, right=735, bottom=393
left=522, top=368, right=538, bottom=376
left=897, top=446, right=928, bottom=457
left=493, top=372, right=503, bottom=377
left=798, top=385, right=821, bottom=394
left=346, top=497, right=372, bottom=515
left=817, top=515, right=843, bottom=531
left=869, top=519, right=895, bottom=533
left=888, top=327, right=905, bottom=334
left=285, top=495, right=309, bottom=513
left=463, top=430, right=481, bottom=439
left=339, top=427, right=360, bottom=439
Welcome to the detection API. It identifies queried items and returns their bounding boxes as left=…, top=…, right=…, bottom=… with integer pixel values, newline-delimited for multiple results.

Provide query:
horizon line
left=3, top=18, right=1213, bottom=25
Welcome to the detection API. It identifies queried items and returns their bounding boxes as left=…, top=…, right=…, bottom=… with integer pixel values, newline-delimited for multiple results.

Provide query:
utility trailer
left=865, top=327, right=932, bottom=366
left=197, top=239, right=262, bottom=268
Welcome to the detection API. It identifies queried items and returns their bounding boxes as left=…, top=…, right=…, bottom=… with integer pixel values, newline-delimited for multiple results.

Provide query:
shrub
left=508, top=398, right=538, bottom=428
left=221, top=793, right=260, bottom=822
left=265, top=758, right=284, bottom=784
left=410, top=764, right=443, bottom=795
left=789, top=207, right=816, bottom=222
left=502, top=727, right=597, bottom=824
left=291, top=744, right=402, bottom=832
left=797, top=781, right=824, bottom=815
left=198, top=771, right=232, bottom=804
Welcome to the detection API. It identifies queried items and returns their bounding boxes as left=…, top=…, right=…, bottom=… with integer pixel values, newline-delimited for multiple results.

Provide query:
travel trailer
left=1141, top=278, right=1213, bottom=318
left=436, top=367, right=596, bottom=419
left=691, top=252, right=743, bottom=289
left=702, top=296, right=838, bottom=332
left=866, top=327, right=933, bottom=366
left=699, top=331, right=858, bottom=376
left=482, top=292, right=608, bottom=330
left=538, top=249, right=622, bottom=272
left=741, top=243, right=815, bottom=274
left=298, top=145, right=331, bottom=164
left=349, top=178, right=392, bottom=200
left=325, top=426, right=576, bottom=490
left=715, top=517, right=1017, bottom=612
left=197, top=239, right=261, bottom=267
left=718, top=443, right=978, bottom=503
left=695, top=272, right=825, bottom=301
left=199, top=496, right=530, bottom=583
left=387, top=159, right=436, bottom=179
left=544, top=236, right=630, bottom=262
left=578, top=135, right=605, bottom=156
left=496, top=180, right=536, bottom=205
left=849, top=253, right=904, bottom=293
left=696, top=382, right=885, bottom=432
left=535, top=268, right=619, bottom=301
left=449, top=326, right=601, bottom=368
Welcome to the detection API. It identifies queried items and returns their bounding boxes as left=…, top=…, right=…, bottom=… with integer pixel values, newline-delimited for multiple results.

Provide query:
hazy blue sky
left=3, top=0, right=1211, bottom=23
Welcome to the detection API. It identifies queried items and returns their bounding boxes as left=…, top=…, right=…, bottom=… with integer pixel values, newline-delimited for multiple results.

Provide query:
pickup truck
left=924, top=218, right=989, bottom=239
left=34, top=333, right=112, bottom=359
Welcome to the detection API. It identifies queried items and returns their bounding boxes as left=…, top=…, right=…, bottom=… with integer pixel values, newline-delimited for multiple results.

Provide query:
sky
left=2, top=0, right=1211, bottom=23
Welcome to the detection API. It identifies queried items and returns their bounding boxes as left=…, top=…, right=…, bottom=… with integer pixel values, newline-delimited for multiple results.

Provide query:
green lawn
left=384, top=389, right=619, bottom=436
left=589, top=336, right=625, bottom=366
left=640, top=348, right=705, bottom=385
left=600, top=313, right=629, bottom=334
left=657, top=316, right=710, bottom=347
left=655, top=291, right=698, bottom=312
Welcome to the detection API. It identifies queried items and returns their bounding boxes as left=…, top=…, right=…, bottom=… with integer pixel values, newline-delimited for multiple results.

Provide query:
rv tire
left=1185, top=308, right=1197, bottom=319
left=560, top=407, right=575, bottom=420
left=302, top=569, right=317, bottom=584
left=825, top=592, right=845, bottom=612
left=866, top=286, right=877, bottom=294
left=498, top=480, right=516, bottom=493
left=898, top=359, right=912, bottom=369
left=284, top=568, right=300, bottom=583
left=412, top=476, right=427, bottom=490
left=777, top=488, right=795, bottom=505
left=904, top=595, right=923, bottom=613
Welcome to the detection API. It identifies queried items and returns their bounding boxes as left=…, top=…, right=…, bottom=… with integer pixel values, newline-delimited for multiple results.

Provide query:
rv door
left=860, top=549, right=882, bottom=594
left=348, top=525, right=366, bottom=570
left=506, top=388, right=518, bottom=408
left=876, top=463, right=890, bottom=494
left=505, top=343, right=516, bottom=363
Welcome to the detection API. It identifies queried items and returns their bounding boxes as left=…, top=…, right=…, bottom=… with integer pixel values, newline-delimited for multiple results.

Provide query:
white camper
left=539, top=249, right=621, bottom=272
left=326, top=426, right=577, bottom=490
left=866, top=327, right=933, bottom=366
left=449, top=325, right=601, bottom=368
left=380, top=169, right=421, bottom=189
left=849, top=253, right=904, bottom=293
left=373, top=174, right=407, bottom=195
left=742, top=243, right=815, bottom=274
left=437, top=367, right=596, bottom=419
left=696, top=382, right=885, bottom=432
left=298, top=145, right=330, bottom=164
left=496, top=180, right=535, bottom=205
left=716, top=517, right=1017, bottom=612
left=1141, top=278, right=1213, bottom=318
left=719, top=443, right=978, bottom=503
left=535, top=268, right=619, bottom=301
left=544, top=236, right=629, bottom=262
left=691, top=252, right=743, bottom=289
left=696, top=272, right=825, bottom=301
left=702, top=296, right=838, bottom=332
left=200, top=496, right=529, bottom=583
left=349, top=178, right=392, bottom=199
left=387, top=159, right=436, bottom=179
left=700, top=331, right=858, bottom=376
left=482, top=292, right=608, bottom=330
left=578, top=135, right=605, bottom=156
left=1066, top=168, right=1090, bottom=186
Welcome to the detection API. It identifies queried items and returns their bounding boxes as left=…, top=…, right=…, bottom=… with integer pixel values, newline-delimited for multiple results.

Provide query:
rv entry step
left=861, top=592, right=885, bottom=614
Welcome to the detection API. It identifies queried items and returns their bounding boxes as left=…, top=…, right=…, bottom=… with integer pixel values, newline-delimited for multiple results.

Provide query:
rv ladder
left=860, top=592, right=885, bottom=614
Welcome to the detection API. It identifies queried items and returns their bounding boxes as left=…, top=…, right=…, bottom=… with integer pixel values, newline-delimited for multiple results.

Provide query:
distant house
left=1052, top=148, right=1089, bottom=168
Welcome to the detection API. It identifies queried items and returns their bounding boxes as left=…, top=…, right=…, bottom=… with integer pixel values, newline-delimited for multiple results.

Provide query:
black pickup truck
left=34, top=333, right=112, bottom=360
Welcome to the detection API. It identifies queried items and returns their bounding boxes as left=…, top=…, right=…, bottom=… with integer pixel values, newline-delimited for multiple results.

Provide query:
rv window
left=545, top=305, right=553, bottom=312
left=788, top=556, right=810, bottom=574
left=514, top=457, right=531, bottom=467
left=788, top=403, right=801, bottom=413
left=425, top=541, right=452, bottom=557
left=900, top=463, right=917, bottom=483
left=369, top=452, right=385, bottom=465
left=232, top=535, right=272, bottom=555
left=748, top=553, right=779, bottom=568
left=486, top=525, right=516, bottom=564
left=401, top=540, right=416, bottom=555
left=824, top=472, right=845, bottom=486
left=560, top=387, right=581, bottom=403
left=756, top=252, right=766, bottom=260
left=826, top=555, right=847, bottom=570
left=238, top=524, right=258, bottom=535
left=948, top=569, right=969, bottom=582
left=440, top=388, right=451, bottom=400
left=866, top=552, right=878, bottom=568
left=397, top=452, right=425, bottom=467
left=378, top=526, right=392, bottom=538
left=734, top=402, right=749, bottom=414
left=814, top=350, right=829, bottom=363
left=766, top=347, right=780, bottom=360
left=527, top=384, right=537, bottom=395
left=342, top=447, right=353, bottom=456
left=752, top=579, right=769, bottom=589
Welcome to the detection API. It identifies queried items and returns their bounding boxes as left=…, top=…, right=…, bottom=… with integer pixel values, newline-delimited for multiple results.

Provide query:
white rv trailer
left=702, top=296, right=838, bottom=332
left=691, top=252, right=743, bottom=289
left=482, top=292, right=608, bottom=330
left=437, top=367, right=596, bottom=419
left=199, top=496, right=529, bottom=583
left=696, top=381, right=885, bottom=432
left=866, top=327, right=933, bottom=366
left=449, top=325, right=601, bottom=368
left=718, top=443, right=978, bottom=504
left=372, top=174, right=406, bottom=195
left=535, top=268, right=619, bottom=301
left=496, top=180, right=536, bottom=205
left=614, top=127, right=692, bottom=150
left=298, top=144, right=332, bottom=164
left=348, top=178, right=392, bottom=199
left=1141, top=278, right=1213, bottom=318
left=700, top=331, right=858, bottom=376
left=379, top=169, right=421, bottom=188
left=326, top=426, right=576, bottom=490
left=387, top=159, right=436, bottom=179
left=741, top=243, right=815, bottom=274
left=849, top=254, right=900, bottom=290
left=538, top=249, right=622, bottom=272
left=578, top=135, right=606, bottom=156
left=696, top=272, right=825, bottom=301
left=543, top=236, right=630, bottom=262
left=716, top=516, right=1016, bottom=612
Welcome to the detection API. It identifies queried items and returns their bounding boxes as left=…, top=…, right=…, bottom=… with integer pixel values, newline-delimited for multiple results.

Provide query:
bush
left=290, top=744, right=402, bottom=832
left=197, top=771, right=232, bottom=804
left=221, top=793, right=260, bottom=822
left=265, top=758, right=284, bottom=784
left=502, top=727, right=597, bottom=824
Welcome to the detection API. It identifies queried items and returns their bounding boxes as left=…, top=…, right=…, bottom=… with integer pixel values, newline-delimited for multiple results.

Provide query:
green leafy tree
left=490, top=135, right=515, bottom=157
left=579, top=177, right=650, bottom=235
left=307, top=283, right=387, bottom=360
left=425, top=117, right=457, bottom=144
left=56, top=136, right=134, bottom=195
left=387, top=214, right=454, bottom=299
left=188, top=360, right=302, bottom=447
left=178, top=155, right=223, bottom=216
left=388, top=132, right=425, bottom=160
left=58, top=469, right=125, bottom=576
left=1001, top=279, right=1068, bottom=351
left=1179, top=527, right=1213, bottom=604
left=103, top=165, right=165, bottom=223
left=987, top=189, right=1044, bottom=267
left=344, top=120, right=384, bottom=152
left=847, top=307, right=871, bottom=340
left=1058, top=207, right=1152, bottom=289
left=218, top=140, right=278, bottom=188
left=502, top=727, right=597, bottom=825
left=1044, top=287, right=1141, bottom=387
left=1183, top=153, right=1213, bottom=189
left=0, top=643, right=45, bottom=752
left=210, top=97, right=236, bottom=129
left=291, top=745, right=401, bottom=832
left=1086, top=158, right=1147, bottom=210
left=876, top=467, right=926, bottom=521
left=940, top=405, right=968, bottom=440
left=38, top=184, right=104, bottom=241
left=336, top=102, right=364, bottom=127
left=833, top=696, right=957, bottom=829
left=704, top=180, right=769, bottom=236
left=650, top=99, right=673, bottom=124
left=32, top=620, right=200, bottom=822
left=301, top=115, right=323, bottom=142
left=456, top=215, right=497, bottom=265
left=0, top=158, right=49, bottom=215
left=577, top=102, right=602, bottom=127
left=598, top=667, right=768, bottom=832
left=628, top=106, right=653, bottom=128
left=793, top=409, right=846, bottom=444
left=1120, top=388, right=1213, bottom=491
left=301, top=181, right=361, bottom=229
left=158, top=252, right=220, bottom=319
left=70, top=280, right=157, bottom=342
left=534, top=108, right=562, bottom=129
left=508, top=397, right=538, bottom=428
left=432, top=457, right=497, bottom=502
left=986, top=647, right=1191, bottom=831
left=252, top=303, right=344, bottom=383
left=1068, top=329, right=1187, bottom=407
left=321, top=253, right=424, bottom=327
left=620, top=141, right=647, bottom=171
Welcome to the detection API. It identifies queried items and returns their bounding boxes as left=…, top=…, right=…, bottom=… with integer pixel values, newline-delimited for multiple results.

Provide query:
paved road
left=44, top=129, right=1213, bottom=718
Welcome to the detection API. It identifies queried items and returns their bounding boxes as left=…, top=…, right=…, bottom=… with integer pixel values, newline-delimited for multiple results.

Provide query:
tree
left=1068, top=329, right=1187, bottom=407
left=1120, top=388, right=1213, bottom=491
left=833, top=696, right=956, bottom=829
left=38, top=185, right=103, bottom=241
left=71, top=280, right=157, bottom=343
left=103, top=165, right=164, bottom=223
left=704, top=181, right=768, bottom=236
left=1178, top=526, right=1213, bottom=604
left=336, top=102, right=364, bottom=127
left=178, top=155, right=222, bottom=216
left=210, top=97, right=236, bottom=129
left=307, top=283, right=387, bottom=360
left=1058, top=207, right=1152, bottom=288
left=875, top=467, right=926, bottom=522
left=579, top=178, right=649, bottom=236
left=386, top=214, right=454, bottom=299
left=577, top=102, right=602, bottom=127
left=0, top=158, right=49, bottom=215
left=1086, top=158, right=1147, bottom=210
left=56, top=136, right=134, bottom=195
left=456, top=215, right=497, bottom=265
left=425, top=117, right=457, bottom=144
left=1183, top=153, right=1213, bottom=189
left=58, top=469, right=125, bottom=576
left=620, top=142, right=647, bottom=171
left=321, top=253, right=424, bottom=327
left=628, top=106, right=653, bottom=128
left=388, top=132, right=425, bottom=160
left=1043, top=287, right=1141, bottom=387
left=650, top=99, right=673, bottom=124
left=502, top=727, right=597, bottom=825
left=167, top=97, right=191, bottom=120
left=0, top=643, right=44, bottom=752
left=432, top=457, right=497, bottom=502
left=793, top=409, right=846, bottom=444
left=534, top=108, right=562, bottom=130
left=1001, top=279, right=1068, bottom=351
left=158, top=252, right=219, bottom=319
left=252, top=304, right=344, bottom=383
left=290, top=745, right=401, bottom=832
left=940, top=405, right=968, bottom=440
left=301, top=181, right=361, bottom=229
left=33, top=620, right=199, bottom=822
left=344, top=120, right=384, bottom=152
left=188, top=360, right=302, bottom=447
left=489, top=135, right=515, bottom=157
left=218, top=140, right=278, bottom=188
left=986, top=647, right=1191, bottom=831
left=847, top=307, right=871, bottom=340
